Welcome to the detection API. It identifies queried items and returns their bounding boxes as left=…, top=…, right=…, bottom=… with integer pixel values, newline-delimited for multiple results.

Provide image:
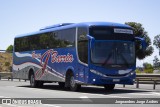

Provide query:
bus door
left=76, top=63, right=89, bottom=83
left=77, top=27, right=88, bottom=83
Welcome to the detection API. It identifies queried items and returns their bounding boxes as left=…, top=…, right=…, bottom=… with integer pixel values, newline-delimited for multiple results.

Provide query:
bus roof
left=15, top=22, right=132, bottom=38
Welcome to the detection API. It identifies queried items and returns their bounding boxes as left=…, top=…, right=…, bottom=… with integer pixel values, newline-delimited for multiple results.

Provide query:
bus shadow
left=18, top=84, right=152, bottom=95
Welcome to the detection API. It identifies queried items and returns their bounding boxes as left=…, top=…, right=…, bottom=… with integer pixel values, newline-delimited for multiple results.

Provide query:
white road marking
left=0, top=96, right=5, bottom=98
left=5, top=86, right=15, bottom=87
left=3, top=104, right=17, bottom=107
left=3, top=84, right=159, bottom=100
left=5, top=86, right=57, bottom=94
left=116, top=87, right=158, bottom=92
left=79, top=96, right=88, bottom=98
left=150, top=92, right=160, bottom=96
left=3, top=104, right=32, bottom=107
left=124, top=91, right=160, bottom=96
left=80, top=93, right=130, bottom=98
left=128, top=93, right=156, bottom=96
left=43, top=104, right=61, bottom=107
left=0, top=96, right=11, bottom=98
left=6, top=86, right=130, bottom=98
left=6, top=86, right=61, bottom=93
left=79, top=96, right=92, bottom=102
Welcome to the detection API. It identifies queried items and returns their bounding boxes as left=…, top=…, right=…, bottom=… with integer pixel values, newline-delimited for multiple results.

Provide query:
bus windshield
left=91, top=41, right=135, bottom=68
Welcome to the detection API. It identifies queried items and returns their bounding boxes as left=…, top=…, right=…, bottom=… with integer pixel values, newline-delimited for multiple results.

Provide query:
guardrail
left=122, top=74, right=160, bottom=90
left=135, top=74, right=160, bottom=90
left=0, top=72, right=12, bottom=80
left=0, top=72, right=26, bottom=81
left=0, top=72, right=160, bottom=89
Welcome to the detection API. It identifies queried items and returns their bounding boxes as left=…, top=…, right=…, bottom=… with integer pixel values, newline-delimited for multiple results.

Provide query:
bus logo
left=32, top=49, right=74, bottom=63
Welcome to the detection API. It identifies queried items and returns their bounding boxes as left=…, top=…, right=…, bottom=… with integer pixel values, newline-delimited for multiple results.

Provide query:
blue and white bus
left=13, top=22, right=146, bottom=91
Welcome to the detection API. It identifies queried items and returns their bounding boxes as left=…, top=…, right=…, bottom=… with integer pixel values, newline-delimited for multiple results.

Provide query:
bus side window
left=60, top=28, right=76, bottom=48
left=77, top=27, right=88, bottom=64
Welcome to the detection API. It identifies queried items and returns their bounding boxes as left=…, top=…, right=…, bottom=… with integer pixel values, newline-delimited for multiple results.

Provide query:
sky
left=0, top=0, right=160, bottom=66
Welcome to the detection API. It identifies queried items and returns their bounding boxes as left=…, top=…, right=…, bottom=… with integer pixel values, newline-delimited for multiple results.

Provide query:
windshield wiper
left=102, top=52, right=112, bottom=66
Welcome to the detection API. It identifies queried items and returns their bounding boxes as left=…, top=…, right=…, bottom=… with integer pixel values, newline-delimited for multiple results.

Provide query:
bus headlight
left=130, top=71, right=135, bottom=76
left=90, top=69, right=106, bottom=77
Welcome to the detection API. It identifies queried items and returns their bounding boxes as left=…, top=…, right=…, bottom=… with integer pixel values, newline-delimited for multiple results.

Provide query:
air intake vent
left=40, top=23, right=74, bottom=30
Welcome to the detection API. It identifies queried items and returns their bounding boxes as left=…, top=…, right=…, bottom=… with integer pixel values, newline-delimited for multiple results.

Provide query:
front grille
left=105, top=73, right=128, bottom=77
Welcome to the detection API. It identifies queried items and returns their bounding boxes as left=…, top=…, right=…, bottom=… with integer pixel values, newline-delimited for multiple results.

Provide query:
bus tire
left=104, top=84, right=115, bottom=91
left=58, top=82, right=65, bottom=88
left=30, top=73, right=38, bottom=88
left=69, top=75, right=81, bottom=91
left=37, top=81, right=43, bottom=88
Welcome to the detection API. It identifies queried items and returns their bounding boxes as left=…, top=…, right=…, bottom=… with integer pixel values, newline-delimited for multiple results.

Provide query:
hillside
left=0, top=52, right=12, bottom=72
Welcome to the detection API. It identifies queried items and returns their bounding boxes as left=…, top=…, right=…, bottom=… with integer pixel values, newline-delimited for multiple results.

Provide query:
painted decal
left=32, top=50, right=74, bottom=63
left=32, top=51, right=41, bottom=59
left=31, top=49, right=74, bottom=80
left=51, top=51, right=74, bottom=63
left=35, top=49, right=52, bottom=80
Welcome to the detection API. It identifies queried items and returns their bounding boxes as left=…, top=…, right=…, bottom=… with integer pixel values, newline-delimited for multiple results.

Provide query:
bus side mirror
left=87, top=35, right=95, bottom=49
left=135, top=37, right=147, bottom=51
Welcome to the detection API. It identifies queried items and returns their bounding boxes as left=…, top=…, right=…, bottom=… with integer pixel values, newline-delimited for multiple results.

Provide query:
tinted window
left=59, top=28, right=76, bottom=47
left=77, top=27, right=88, bottom=64
left=15, top=37, right=30, bottom=52
left=14, top=28, right=76, bottom=52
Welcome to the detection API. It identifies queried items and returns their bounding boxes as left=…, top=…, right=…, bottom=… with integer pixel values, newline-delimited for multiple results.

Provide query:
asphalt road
left=0, top=79, right=160, bottom=107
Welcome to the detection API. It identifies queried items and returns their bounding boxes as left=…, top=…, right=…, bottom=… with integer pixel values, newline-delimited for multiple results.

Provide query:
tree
left=6, top=45, right=13, bottom=52
left=125, top=22, right=154, bottom=59
left=153, top=34, right=160, bottom=54
left=143, top=62, right=153, bottom=73
left=153, top=55, right=159, bottom=68
left=143, top=62, right=150, bottom=69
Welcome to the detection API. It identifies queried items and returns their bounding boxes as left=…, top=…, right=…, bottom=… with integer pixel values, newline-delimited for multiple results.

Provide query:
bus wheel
left=104, top=84, right=115, bottom=91
left=69, top=75, right=81, bottom=91
left=58, top=82, right=65, bottom=88
left=30, top=73, right=38, bottom=88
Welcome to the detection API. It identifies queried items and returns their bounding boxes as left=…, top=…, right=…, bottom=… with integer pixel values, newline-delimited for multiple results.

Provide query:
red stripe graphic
left=35, top=49, right=53, bottom=80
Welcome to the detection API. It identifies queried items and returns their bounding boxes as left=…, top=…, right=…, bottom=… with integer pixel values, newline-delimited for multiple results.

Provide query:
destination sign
left=114, top=28, right=133, bottom=34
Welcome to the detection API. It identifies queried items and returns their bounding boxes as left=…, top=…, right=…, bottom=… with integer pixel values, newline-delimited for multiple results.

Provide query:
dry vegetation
left=0, top=52, right=12, bottom=72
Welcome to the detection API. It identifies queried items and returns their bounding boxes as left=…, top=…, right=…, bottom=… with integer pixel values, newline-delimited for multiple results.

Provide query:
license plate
left=113, top=79, right=120, bottom=82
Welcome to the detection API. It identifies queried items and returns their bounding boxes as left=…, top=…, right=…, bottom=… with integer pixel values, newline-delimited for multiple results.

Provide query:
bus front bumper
left=88, top=71, right=136, bottom=85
